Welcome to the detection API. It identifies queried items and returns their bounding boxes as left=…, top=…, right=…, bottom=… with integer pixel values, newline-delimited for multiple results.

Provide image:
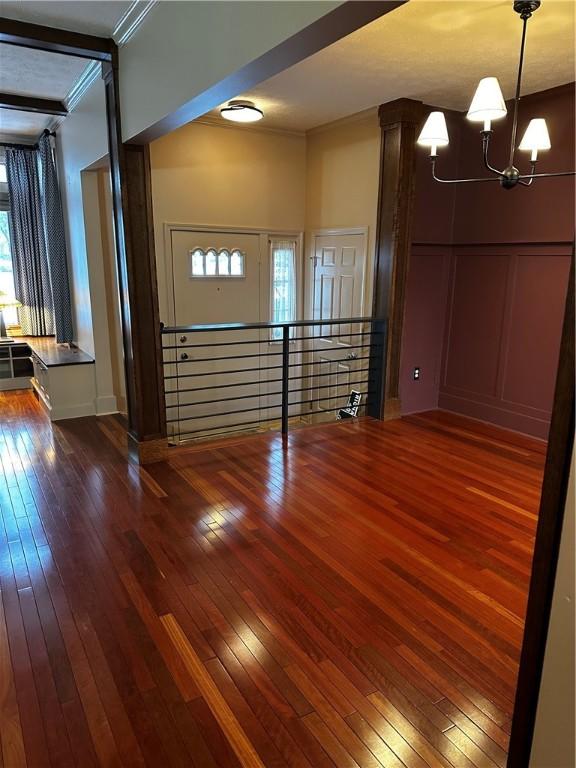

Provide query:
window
left=0, top=164, right=6, bottom=184
left=0, top=210, right=18, bottom=327
left=270, top=239, right=297, bottom=341
left=190, top=247, right=245, bottom=278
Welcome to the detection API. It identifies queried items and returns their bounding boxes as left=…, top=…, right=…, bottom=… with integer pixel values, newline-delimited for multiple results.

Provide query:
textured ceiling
left=0, top=45, right=88, bottom=100
left=0, top=1, right=131, bottom=36
left=0, top=1, right=130, bottom=141
left=212, top=0, right=575, bottom=132
left=0, top=108, right=48, bottom=140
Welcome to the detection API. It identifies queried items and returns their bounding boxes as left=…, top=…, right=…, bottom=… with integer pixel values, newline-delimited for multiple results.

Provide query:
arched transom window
left=190, top=248, right=245, bottom=278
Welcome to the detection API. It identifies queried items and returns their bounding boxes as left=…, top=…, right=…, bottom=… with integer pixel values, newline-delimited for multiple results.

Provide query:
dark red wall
left=401, top=84, right=574, bottom=438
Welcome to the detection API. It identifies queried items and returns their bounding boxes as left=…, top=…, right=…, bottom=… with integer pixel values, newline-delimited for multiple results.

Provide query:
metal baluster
left=281, top=324, right=290, bottom=436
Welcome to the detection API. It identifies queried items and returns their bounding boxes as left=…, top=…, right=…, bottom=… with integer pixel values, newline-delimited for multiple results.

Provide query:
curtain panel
left=38, top=134, right=73, bottom=343
left=5, top=135, right=73, bottom=342
left=5, top=148, right=55, bottom=337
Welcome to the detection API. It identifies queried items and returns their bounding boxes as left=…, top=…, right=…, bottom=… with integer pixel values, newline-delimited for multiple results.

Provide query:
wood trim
left=0, top=92, right=67, bottom=116
left=507, top=248, right=575, bottom=766
left=103, top=53, right=166, bottom=458
left=129, top=1, right=406, bottom=144
left=413, top=240, right=574, bottom=248
left=0, top=16, right=113, bottom=60
left=372, top=98, right=425, bottom=419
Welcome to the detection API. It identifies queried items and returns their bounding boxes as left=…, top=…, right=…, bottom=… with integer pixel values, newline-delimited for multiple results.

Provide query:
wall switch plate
left=413, top=367, right=420, bottom=381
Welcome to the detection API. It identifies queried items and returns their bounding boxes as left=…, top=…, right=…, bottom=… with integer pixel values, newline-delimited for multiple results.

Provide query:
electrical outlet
left=413, top=367, right=421, bottom=381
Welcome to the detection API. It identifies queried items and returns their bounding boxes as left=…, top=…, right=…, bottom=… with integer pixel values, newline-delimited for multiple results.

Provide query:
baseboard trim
left=96, top=394, right=119, bottom=415
left=438, top=393, right=551, bottom=440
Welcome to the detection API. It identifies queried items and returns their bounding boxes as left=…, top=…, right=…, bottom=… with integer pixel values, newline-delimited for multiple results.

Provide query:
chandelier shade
left=519, top=118, right=551, bottom=161
left=417, top=112, right=449, bottom=152
left=417, top=1, right=575, bottom=190
left=466, top=77, right=507, bottom=126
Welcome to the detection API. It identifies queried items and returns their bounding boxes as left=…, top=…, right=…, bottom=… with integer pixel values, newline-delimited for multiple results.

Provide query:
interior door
left=167, top=230, right=263, bottom=440
left=307, top=232, right=366, bottom=420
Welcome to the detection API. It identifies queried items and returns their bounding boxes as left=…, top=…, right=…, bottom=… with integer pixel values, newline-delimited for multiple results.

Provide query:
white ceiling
left=0, top=1, right=131, bottom=36
left=212, top=0, right=575, bottom=132
left=0, top=1, right=131, bottom=141
left=0, top=45, right=88, bottom=100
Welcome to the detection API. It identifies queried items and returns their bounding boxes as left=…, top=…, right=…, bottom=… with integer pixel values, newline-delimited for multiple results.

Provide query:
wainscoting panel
left=443, top=251, right=510, bottom=398
left=439, top=243, right=572, bottom=439
left=400, top=246, right=451, bottom=414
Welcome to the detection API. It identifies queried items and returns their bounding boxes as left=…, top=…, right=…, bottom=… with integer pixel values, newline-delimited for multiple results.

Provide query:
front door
left=307, top=231, right=367, bottom=419
left=167, top=230, right=264, bottom=441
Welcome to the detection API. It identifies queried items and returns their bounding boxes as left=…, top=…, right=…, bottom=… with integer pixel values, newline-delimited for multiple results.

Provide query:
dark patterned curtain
left=5, top=135, right=73, bottom=342
left=38, top=134, right=73, bottom=343
left=5, top=147, right=55, bottom=336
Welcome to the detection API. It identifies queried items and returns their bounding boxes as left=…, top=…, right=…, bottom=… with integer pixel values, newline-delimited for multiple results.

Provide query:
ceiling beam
left=128, top=0, right=407, bottom=143
left=0, top=17, right=113, bottom=61
left=0, top=92, right=67, bottom=116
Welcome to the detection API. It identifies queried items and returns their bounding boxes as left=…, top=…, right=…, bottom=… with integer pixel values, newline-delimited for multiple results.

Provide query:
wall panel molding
left=438, top=243, right=572, bottom=439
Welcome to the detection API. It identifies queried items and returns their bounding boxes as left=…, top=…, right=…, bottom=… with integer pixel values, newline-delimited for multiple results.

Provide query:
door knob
left=345, top=352, right=358, bottom=361
left=180, top=353, right=189, bottom=360
left=180, top=335, right=187, bottom=343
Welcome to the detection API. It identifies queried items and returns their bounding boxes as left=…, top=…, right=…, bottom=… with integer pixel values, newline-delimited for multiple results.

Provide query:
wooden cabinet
left=0, top=342, right=33, bottom=390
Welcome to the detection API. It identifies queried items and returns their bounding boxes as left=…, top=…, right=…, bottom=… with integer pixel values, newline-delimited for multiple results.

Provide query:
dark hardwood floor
left=0, top=390, right=546, bottom=767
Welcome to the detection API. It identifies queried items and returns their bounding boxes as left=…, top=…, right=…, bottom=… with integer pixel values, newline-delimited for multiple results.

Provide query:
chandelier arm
left=509, top=14, right=530, bottom=167
left=518, top=161, right=537, bottom=185
left=482, top=131, right=505, bottom=176
left=431, top=159, right=502, bottom=184
left=517, top=170, right=576, bottom=180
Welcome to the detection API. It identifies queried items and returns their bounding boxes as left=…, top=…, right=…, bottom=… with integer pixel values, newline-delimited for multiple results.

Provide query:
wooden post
left=372, top=98, right=424, bottom=420
left=103, top=55, right=167, bottom=463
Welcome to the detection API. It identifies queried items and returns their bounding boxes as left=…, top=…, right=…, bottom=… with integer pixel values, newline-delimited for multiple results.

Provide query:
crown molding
left=66, top=60, right=101, bottom=112
left=193, top=114, right=305, bottom=139
left=113, top=0, right=158, bottom=45
left=306, top=106, right=378, bottom=136
left=63, top=1, right=157, bottom=116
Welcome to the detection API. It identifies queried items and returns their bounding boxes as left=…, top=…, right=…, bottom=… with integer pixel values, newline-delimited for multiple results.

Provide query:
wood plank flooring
left=0, top=390, right=546, bottom=767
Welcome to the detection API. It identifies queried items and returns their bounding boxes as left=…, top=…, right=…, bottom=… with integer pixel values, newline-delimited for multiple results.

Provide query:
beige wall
left=151, top=111, right=381, bottom=321
left=530, top=446, right=575, bottom=768
left=150, top=121, right=307, bottom=320
left=57, top=78, right=118, bottom=414
left=96, top=169, right=127, bottom=415
left=305, top=111, right=380, bottom=309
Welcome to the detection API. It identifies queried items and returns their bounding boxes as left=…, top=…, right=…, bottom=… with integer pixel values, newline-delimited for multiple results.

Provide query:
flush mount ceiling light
left=220, top=100, right=263, bottom=123
left=417, top=0, right=575, bottom=189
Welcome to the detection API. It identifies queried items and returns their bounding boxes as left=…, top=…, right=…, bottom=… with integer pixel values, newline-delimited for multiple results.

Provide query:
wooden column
left=103, top=56, right=167, bottom=463
left=372, top=98, right=424, bottom=419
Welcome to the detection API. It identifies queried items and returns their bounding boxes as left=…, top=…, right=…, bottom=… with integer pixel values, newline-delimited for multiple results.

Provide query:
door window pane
left=205, top=249, right=217, bottom=275
left=231, top=250, right=243, bottom=276
left=271, top=240, right=297, bottom=340
left=191, top=249, right=204, bottom=276
left=189, top=247, right=244, bottom=277
left=218, top=251, right=230, bottom=275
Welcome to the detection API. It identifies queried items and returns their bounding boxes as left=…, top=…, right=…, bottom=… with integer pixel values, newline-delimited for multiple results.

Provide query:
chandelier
left=417, top=0, right=576, bottom=189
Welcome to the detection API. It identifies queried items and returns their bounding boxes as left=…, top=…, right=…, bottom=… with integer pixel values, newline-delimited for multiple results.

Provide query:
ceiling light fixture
left=417, top=0, right=575, bottom=189
left=220, top=100, right=263, bottom=123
